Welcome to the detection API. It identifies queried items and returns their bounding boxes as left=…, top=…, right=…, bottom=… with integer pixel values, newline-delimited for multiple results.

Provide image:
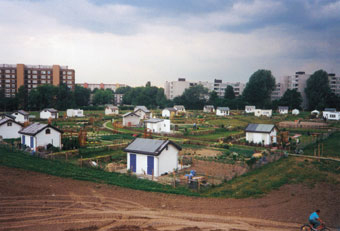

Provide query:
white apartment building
left=271, top=72, right=310, bottom=109
left=271, top=76, right=289, bottom=101
left=164, top=78, right=245, bottom=100
left=77, top=83, right=128, bottom=92
left=328, top=73, right=340, bottom=96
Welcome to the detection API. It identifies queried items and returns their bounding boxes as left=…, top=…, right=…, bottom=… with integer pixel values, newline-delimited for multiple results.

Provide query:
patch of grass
left=303, top=132, right=340, bottom=158
left=203, top=157, right=339, bottom=198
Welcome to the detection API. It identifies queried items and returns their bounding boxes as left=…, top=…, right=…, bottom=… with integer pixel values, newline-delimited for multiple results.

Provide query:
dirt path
left=0, top=166, right=339, bottom=231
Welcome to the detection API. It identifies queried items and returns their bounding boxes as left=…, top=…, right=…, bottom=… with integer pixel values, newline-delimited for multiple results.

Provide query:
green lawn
left=204, top=157, right=340, bottom=198
left=303, top=132, right=340, bottom=158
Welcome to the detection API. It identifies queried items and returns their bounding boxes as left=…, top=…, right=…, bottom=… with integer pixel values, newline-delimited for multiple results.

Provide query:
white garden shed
left=40, top=108, right=58, bottom=120
left=124, top=138, right=181, bottom=177
left=292, top=109, right=300, bottom=115
left=203, top=105, right=215, bottom=113
left=245, top=106, right=256, bottom=113
left=245, top=123, right=278, bottom=145
left=11, top=110, right=29, bottom=123
left=144, top=118, right=171, bottom=133
left=216, top=107, right=230, bottom=116
left=105, top=105, right=119, bottom=115
left=122, top=112, right=141, bottom=127
left=66, top=109, right=84, bottom=117
left=322, top=111, right=340, bottom=121
left=0, top=117, right=23, bottom=139
left=278, top=106, right=289, bottom=114
left=134, top=106, right=152, bottom=119
left=162, top=108, right=177, bottom=118
left=19, top=122, right=63, bottom=151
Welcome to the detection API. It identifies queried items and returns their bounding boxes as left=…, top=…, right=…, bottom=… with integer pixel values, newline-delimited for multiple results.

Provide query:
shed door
left=22, top=135, right=25, bottom=145
left=130, top=154, right=136, bottom=172
left=30, top=137, right=34, bottom=148
left=147, top=156, right=154, bottom=175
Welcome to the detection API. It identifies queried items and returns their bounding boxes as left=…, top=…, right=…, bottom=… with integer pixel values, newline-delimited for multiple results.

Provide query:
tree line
left=0, top=69, right=339, bottom=112
left=0, top=84, right=91, bottom=111
left=172, top=69, right=340, bottom=110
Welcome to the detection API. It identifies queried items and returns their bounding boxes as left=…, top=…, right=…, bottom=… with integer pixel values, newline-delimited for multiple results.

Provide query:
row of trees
left=172, top=69, right=340, bottom=110
left=0, top=84, right=91, bottom=111
left=0, top=69, right=339, bottom=112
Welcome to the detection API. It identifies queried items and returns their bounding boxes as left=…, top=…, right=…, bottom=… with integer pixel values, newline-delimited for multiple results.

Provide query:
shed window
left=45, top=128, right=51, bottom=134
left=7, top=122, right=12, bottom=126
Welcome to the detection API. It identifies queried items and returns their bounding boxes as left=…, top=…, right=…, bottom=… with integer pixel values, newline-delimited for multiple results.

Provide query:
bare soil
left=181, top=148, right=222, bottom=157
left=0, top=166, right=339, bottom=231
left=190, top=160, right=247, bottom=182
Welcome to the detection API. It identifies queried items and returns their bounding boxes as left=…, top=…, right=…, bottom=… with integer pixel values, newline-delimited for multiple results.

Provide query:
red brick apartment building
left=0, top=64, right=75, bottom=97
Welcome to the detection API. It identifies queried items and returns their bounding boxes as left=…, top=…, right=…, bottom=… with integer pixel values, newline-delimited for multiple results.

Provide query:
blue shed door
left=30, top=137, right=34, bottom=148
left=147, top=156, right=154, bottom=175
left=22, top=135, right=25, bottom=145
left=130, top=154, right=136, bottom=172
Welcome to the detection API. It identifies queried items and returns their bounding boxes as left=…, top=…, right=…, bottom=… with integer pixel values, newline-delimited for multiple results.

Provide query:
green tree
left=305, top=70, right=332, bottom=110
left=28, top=85, right=58, bottom=110
left=242, top=69, right=276, bottom=108
left=56, top=84, right=75, bottom=110
left=208, top=91, right=219, bottom=106
left=115, top=86, right=131, bottom=94
left=279, top=89, right=302, bottom=109
left=224, top=85, right=235, bottom=99
left=93, top=89, right=113, bottom=105
left=173, top=85, right=209, bottom=109
left=74, top=85, right=91, bottom=107
left=16, top=86, right=29, bottom=110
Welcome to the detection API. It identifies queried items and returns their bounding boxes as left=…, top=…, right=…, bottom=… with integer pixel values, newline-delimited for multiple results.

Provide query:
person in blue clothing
left=309, top=209, right=322, bottom=229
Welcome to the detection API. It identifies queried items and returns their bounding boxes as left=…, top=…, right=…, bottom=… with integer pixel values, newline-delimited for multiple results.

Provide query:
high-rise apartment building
left=271, top=72, right=310, bottom=108
left=164, top=78, right=245, bottom=100
left=271, top=76, right=289, bottom=101
left=77, top=82, right=128, bottom=92
left=0, top=64, right=75, bottom=97
left=328, top=73, right=340, bottom=96
left=212, top=79, right=245, bottom=97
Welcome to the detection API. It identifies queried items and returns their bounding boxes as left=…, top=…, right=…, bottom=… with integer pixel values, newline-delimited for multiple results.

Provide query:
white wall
left=67, top=109, right=84, bottom=117
left=279, top=109, right=288, bottom=114
left=162, top=109, right=170, bottom=118
left=245, top=107, right=255, bottom=113
left=36, top=128, right=61, bottom=149
left=216, top=109, right=229, bottom=116
left=12, top=113, right=28, bottom=123
left=0, top=122, right=22, bottom=139
left=203, top=107, right=215, bottom=113
left=127, top=144, right=179, bottom=177
left=255, top=109, right=272, bottom=117
left=22, top=128, right=61, bottom=151
left=158, top=144, right=178, bottom=176
left=40, top=111, right=58, bottom=119
left=146, top=120, right=171, bottom=133
left=323, top=111, right=340, bottom=120
left=246, top=129, right=277, bottom=145
left=105, top=108, right=119, bottom=115
left=123, top=115, right=141, bottom=126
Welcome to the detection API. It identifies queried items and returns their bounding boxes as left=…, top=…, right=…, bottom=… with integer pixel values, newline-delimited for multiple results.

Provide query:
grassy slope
left=0, top=146, right=197, bottom=196
left=302, top=132, right=340, bottom=158
left=1, top=148, right=339, bottom=199
left=203, top=157, right=340, bottom=198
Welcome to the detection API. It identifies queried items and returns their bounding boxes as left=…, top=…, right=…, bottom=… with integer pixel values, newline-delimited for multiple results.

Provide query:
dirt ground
left=190, top=160, right=248, bottom=182
left=181, top=148, right=222, bottom=157
left=0, top=166, right=339, bottom=231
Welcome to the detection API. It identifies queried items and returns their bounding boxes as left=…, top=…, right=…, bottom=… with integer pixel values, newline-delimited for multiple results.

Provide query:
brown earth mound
left=0, top=166, right=339, bottom=231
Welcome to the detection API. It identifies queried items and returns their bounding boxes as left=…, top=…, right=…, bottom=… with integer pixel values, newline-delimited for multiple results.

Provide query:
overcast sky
left=0, top=0, right=339, bottom=87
